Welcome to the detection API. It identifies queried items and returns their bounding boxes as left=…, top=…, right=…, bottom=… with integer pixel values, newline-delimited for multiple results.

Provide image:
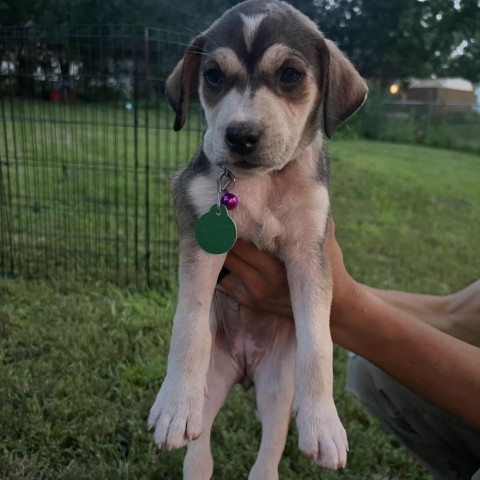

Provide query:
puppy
left=148, top=1, right=367, bottom=478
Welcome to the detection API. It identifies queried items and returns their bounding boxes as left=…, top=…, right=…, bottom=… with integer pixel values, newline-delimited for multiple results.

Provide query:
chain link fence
left=0, top=26, right=202, bottom=288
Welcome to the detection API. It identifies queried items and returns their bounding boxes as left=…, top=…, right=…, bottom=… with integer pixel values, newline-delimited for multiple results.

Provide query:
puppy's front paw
left=148, top=378, right=204, bottom=450
left=294, top=397, right=348, bottom=470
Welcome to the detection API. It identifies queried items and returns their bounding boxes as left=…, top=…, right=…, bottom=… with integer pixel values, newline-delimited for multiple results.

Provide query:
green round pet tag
left=195, top=205, right=237, bottom=254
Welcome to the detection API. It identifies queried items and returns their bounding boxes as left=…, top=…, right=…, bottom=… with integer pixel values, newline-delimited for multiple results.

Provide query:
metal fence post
left=144, top=26, right=151, bottom=287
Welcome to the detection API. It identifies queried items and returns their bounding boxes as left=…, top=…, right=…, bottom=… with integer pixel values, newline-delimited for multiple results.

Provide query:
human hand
left=217, top=238, right=293, bottom=317
left=445, top=280, right=480, bottom=347
left=218, top=219, right=358, bottom=320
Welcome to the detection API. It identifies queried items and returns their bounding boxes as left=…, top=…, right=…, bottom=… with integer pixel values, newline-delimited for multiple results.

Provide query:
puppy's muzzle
left=225, top=121, right=261, bottom=156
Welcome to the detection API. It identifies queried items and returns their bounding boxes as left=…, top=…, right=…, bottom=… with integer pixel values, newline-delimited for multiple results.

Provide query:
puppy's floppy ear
left=321, top=39, right=368, bottom=138
left=165, top=35, right=205, bottom=131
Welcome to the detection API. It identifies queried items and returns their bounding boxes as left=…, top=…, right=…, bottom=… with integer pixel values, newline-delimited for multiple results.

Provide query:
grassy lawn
left=1, top=139, right=479, bottom=479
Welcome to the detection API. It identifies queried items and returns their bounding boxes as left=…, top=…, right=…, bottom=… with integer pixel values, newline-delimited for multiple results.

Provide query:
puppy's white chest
left=187, top=170, right=329, bottom=254
left=229, top=181, right=286, bottom=251
left=188, top=174, right=280, bottom=247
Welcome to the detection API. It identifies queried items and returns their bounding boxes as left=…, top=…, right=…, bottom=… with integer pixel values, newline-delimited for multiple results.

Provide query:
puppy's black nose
left=225, top=121, right=261, bottom=155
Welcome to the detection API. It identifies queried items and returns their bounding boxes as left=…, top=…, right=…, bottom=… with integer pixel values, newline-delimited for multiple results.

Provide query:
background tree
left=1, top=0, right=478, bottom=83
left=310, top=0, right=480, bottom=84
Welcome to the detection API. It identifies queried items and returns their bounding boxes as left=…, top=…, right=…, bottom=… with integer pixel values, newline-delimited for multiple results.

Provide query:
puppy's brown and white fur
left=148, top=1, right=367, bottom=478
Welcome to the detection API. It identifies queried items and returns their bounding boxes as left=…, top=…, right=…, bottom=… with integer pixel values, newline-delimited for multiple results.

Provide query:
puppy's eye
left=204, top=68, right=224, bottom=90
left=280, top=67, right=302, bottom=85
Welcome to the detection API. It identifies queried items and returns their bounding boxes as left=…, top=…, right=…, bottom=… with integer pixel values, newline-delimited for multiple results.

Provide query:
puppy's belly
left=213, top=290, right=295, bottom=388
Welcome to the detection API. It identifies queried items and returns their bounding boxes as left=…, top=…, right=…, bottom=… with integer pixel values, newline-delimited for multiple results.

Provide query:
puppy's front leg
left=148, top=238, right=226, bottom=450
left=286, top=250, right=348, bottom=470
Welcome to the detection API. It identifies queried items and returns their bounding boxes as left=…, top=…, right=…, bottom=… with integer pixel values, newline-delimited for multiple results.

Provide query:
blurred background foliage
left=1, top=0, right=479, bottom=83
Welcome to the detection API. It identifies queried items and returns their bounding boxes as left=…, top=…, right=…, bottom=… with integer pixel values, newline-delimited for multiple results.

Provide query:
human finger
left=229, top=239, right=285, bottom=278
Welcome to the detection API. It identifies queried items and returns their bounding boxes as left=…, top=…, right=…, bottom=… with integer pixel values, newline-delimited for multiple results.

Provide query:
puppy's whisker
left=182, top=27, right=203, bottom=36
left=199, top=30, right=221, bottom=49
left=173, top=41, right=197, bottom=50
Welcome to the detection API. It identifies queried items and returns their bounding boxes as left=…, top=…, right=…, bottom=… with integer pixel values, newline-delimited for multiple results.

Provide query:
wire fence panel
left=347, top=94, right=480, bottom=155
left=4, top=27, right=477, bottom=289
left=0, top=26, right=202, bottom=289
left=382, top=101, right=480, bottom=153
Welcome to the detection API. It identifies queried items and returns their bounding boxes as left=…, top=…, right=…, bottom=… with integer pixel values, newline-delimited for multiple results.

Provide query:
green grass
left=1, top=140, right=479, bottom=479
left=329, top=140, right=479, bottom=294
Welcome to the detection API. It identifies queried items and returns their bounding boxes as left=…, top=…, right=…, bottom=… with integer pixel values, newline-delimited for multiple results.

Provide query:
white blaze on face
left=240, top=13, right=267, bottom=51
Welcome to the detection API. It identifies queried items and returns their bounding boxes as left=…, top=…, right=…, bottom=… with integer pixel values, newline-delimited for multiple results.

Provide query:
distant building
left=407, top=78, right=476, bottom=114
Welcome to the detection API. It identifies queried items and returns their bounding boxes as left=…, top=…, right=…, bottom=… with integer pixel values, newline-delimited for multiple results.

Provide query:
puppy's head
left=166, top=0, right=367, bottom=176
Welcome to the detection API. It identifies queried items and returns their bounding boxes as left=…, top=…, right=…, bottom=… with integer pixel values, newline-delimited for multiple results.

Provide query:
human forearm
left=363, top=285, right=450, bottom=331
left=331, top=282, right=480, bottom=429
left=364, top=283, right=480, bottom=347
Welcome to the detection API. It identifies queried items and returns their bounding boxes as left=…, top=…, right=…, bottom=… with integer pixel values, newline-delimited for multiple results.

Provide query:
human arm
left=331, top=279, right=480, bottom=429
left=218, top=223, right=480, bottom=429
left=220, top=232, right=480, bottom=347
left=363, top=281, right=480, bottom=347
